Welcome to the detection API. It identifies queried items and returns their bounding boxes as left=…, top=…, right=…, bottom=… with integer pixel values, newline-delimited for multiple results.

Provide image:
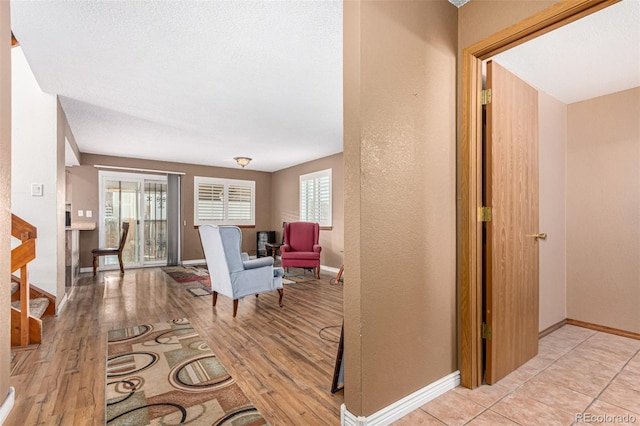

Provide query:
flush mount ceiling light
left=234, top=157, right=252, bottom=168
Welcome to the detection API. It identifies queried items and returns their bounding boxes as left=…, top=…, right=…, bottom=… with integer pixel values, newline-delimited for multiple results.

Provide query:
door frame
left=459, top=0, right=620, bottom=389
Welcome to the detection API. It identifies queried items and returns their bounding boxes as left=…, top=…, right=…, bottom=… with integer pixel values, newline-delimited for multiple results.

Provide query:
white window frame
left=299, top=168, right=332, bottom=227
left=194, top=176, right=255, bottom=226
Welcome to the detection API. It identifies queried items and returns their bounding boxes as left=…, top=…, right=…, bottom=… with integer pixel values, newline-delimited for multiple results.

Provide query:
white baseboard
left=183, top=260, right=338, bottom=272
left=181, top=259, right=206, bottom=266
left=321, top=265, right=341, bottom=275
left=87, top=259, right=341, bottom=272
left=56, top=293, right=68, bottom=314
left=0, top=387, right=15, bottom=425
left=341, top=371, right=460, bottom=426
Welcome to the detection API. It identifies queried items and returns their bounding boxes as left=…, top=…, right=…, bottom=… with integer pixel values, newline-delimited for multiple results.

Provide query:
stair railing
left=10, top=214, right=37, bottom=347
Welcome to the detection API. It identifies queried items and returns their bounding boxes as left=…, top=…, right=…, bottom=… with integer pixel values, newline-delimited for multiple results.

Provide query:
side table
left=264, top=242, right=282, bottom=262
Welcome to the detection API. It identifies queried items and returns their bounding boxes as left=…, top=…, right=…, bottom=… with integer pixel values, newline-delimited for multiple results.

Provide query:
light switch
left=31, top=183, right=43, bottom=197
left=86, top=210, right=92, bottom=218
left=78, top=210, right=84, bottom=217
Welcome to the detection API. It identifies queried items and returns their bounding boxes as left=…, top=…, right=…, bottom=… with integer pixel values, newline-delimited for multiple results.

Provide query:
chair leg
left=212, top=291, right=218, bottom=306
left=278, top=288, right=284, bottom=307
left=316, top=267, right=320, bottom=279
left=233, top=300, right=239, bottom=318
left=93, top=255, right=97, bottom=276
left=118, top=253, right=124, bottom=274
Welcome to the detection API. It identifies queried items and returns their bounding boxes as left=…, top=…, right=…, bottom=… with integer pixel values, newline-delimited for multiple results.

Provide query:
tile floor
left=393, top=325, right=640, bottom=425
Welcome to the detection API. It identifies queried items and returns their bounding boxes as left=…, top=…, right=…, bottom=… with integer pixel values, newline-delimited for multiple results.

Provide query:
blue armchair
left=198, top=225, right=284, bottom=317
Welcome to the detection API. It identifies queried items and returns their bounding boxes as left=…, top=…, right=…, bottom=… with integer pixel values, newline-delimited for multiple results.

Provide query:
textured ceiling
left=493, top=0, right=640, bottom=103
left=11, top=1, right=639, bottom=171
left=11, top=1, right=343, bottom=172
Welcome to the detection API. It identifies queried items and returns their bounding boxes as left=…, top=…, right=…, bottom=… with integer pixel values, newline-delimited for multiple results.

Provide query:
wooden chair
left=92, top=222, right=129, bottom=276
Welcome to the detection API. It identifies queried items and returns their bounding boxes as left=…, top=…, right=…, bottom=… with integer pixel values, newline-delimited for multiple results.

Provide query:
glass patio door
left=99, top=172, right=168, bottom=271
left=143, top=180, right=168, bottom=264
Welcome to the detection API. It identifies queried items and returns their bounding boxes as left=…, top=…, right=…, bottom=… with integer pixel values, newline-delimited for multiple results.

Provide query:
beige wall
left=457, top=0, right=559, bottom=54
left=567, top=87, right=640, bottom=333
left=271, top=153, right=343, bottom=269
left=0, top=0, right=13, bottom=406
left=344, top=0, right=457, bottom=416
left=71, top=154, right=272, bottom=268
left=538, top=90, right=567, bottom=331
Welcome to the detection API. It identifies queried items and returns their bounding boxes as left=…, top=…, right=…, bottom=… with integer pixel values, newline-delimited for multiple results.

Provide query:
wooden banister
left=10, top=213, right=38, bottom=348
left=11, top=238, right=35, bottom=273
left=11, top=214, right=37, bottom=241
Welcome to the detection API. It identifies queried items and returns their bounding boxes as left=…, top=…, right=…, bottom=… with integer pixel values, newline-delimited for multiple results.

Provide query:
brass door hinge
left=479, top=206, right=492, bottom=222
left=481, top=323, right=492, bottom=340
left=481, top=89, right=492, bottom=105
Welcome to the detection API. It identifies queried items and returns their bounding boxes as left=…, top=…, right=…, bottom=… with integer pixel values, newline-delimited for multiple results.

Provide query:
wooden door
left=484, top=60, right=540, bottom=384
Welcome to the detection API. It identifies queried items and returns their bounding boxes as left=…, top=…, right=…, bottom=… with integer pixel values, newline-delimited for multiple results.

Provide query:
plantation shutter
left=194, top=177, right=255, bottom=226
left=300, top=169, right=332, bottom=227
left=228, top=184, right=253, bottom=221
left=196, top=182, right=224, bottom=222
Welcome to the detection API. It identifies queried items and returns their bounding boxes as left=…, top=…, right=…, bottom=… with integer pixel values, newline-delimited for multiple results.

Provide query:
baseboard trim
left=0, top=387, right=15, bottom=424
left=56, top=293, right=68, bottom=314
left=567, top=319, right=640, bottom=341
left=539, top=319, right=568, bottom=339
left=321, top=265, right=341, bottom=275
left=182, top=259, right=342, bottom=274
left=181, top=259, right=206, bottom=266
left=87, top=259, right=342, bottom=273
left=341, top=371, right=460, bottom=426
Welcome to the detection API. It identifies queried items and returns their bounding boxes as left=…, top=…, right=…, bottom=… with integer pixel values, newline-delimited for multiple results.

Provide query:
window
left=300, top=168, right=332, bottom=227
left=194, top=176, right=255, bottom=226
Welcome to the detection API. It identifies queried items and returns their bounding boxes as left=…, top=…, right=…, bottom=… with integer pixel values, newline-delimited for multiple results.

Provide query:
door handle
left=533, top=233, right=547, bottom=241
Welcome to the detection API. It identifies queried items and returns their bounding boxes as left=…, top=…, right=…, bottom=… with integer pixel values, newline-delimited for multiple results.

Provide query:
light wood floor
left=8, top=267, right=345, bottom=425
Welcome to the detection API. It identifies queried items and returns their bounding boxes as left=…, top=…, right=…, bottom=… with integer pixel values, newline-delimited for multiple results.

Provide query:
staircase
left=10, top=214, right=55, bottom=349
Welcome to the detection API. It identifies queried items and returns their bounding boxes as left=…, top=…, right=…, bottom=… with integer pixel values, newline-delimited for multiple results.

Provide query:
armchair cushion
left=243, top=256, right=274, bottom=270
left=283, top=251, right=320, bottom=260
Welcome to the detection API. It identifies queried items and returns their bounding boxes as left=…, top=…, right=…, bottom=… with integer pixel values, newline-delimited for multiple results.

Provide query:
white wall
left=538, top=91, right=567, bottom=331
left=11, top=47, right=63, bottom=298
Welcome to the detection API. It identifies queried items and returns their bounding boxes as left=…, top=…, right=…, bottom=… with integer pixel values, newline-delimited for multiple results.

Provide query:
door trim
left=459, top=0, right=621, bottom=389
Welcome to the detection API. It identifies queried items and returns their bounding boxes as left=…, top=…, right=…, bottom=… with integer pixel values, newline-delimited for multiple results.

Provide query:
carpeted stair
left=10, top=281, right=50, bottom=323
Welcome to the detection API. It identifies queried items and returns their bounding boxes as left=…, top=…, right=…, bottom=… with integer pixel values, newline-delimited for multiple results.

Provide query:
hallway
left=395, top=325, right=640, bottom=425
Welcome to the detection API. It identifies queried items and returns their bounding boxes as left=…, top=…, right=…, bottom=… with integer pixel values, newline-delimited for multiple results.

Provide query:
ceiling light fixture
left=447, top=0, right=470, bottom=7
left=234, top=157, right=252, bottom=168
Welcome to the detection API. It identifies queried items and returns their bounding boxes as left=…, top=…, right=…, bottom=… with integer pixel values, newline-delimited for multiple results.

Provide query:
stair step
left=11, top=297, right=50, bottom=319
left=11, top=281, right=18, bottom=295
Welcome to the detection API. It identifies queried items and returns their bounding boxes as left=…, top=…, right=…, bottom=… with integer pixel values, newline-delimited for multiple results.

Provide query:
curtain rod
left=93, top=165, right=186, bottom=175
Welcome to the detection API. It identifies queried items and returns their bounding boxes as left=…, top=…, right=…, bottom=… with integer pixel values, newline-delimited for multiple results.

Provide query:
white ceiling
left=11, top=1, right=343, bottom=172
left=492, top=0, right=640, bottom=104
left=10, top=1, right=639, bottom=172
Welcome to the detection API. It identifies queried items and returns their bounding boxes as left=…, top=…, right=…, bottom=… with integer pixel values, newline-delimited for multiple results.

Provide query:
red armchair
left=280, top=222, right=321, bottom=278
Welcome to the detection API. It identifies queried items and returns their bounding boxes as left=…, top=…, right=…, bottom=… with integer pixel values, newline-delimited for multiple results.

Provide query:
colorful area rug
left=283, top=268, right=317, bottom=284
left=105, top=318, right=267, bottom=425
left=161, top=266, right=212, bottom=297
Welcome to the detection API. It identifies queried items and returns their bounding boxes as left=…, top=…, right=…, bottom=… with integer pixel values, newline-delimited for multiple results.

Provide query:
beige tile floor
left=393, top=325, right=640, bottom=426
